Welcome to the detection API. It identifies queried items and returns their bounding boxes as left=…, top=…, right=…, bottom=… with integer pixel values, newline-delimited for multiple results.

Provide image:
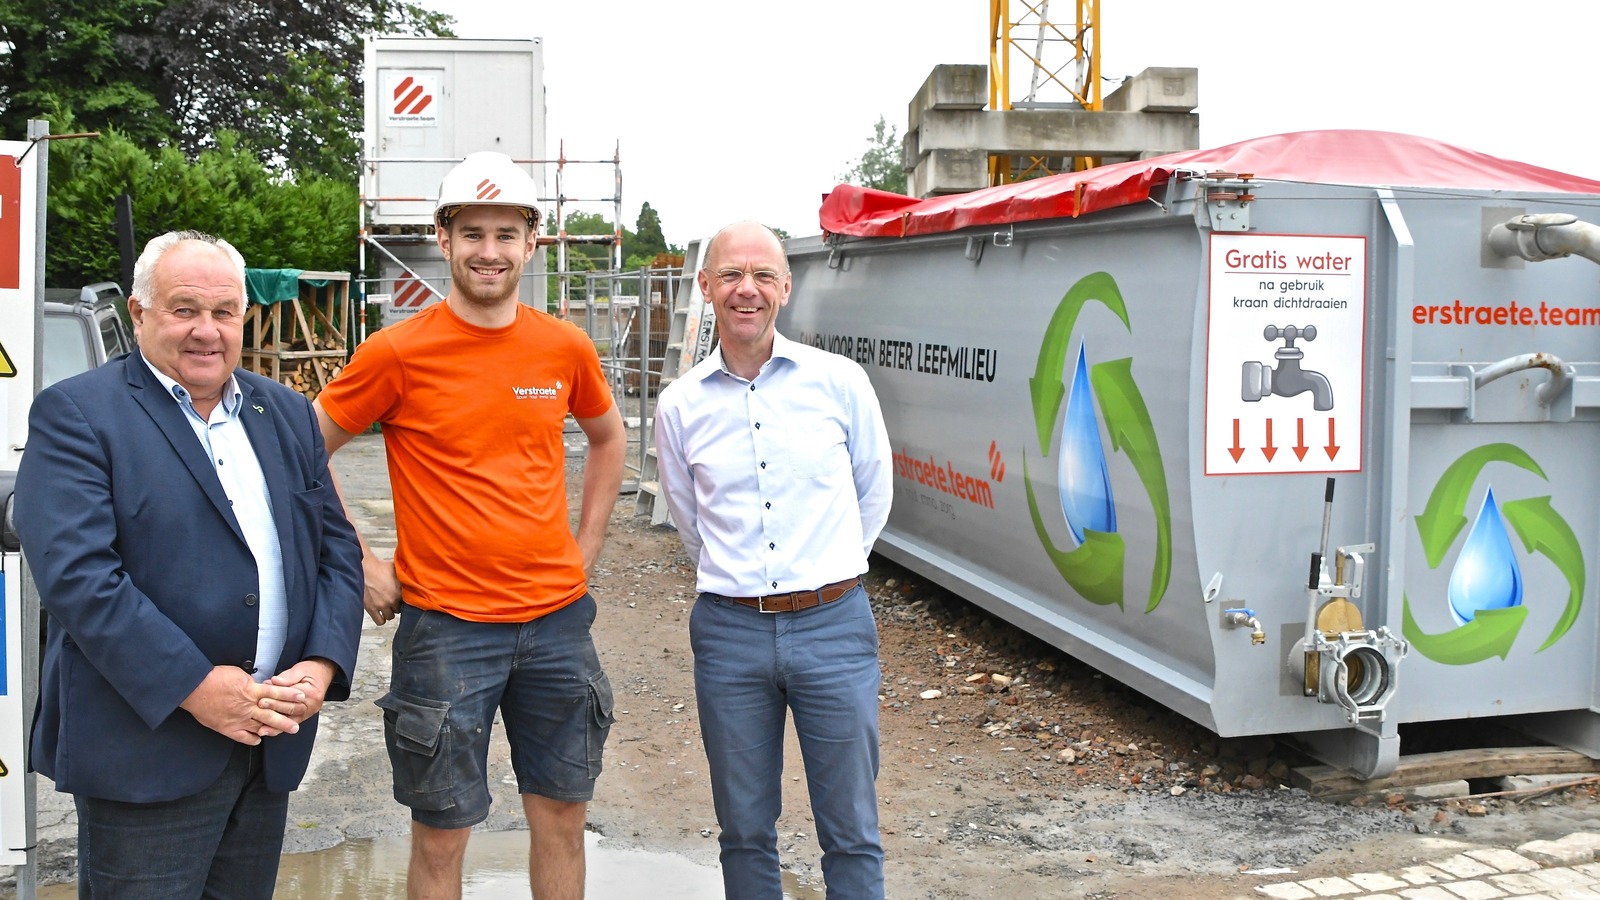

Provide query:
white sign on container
left=1204, top=233, right=1366, bottom=476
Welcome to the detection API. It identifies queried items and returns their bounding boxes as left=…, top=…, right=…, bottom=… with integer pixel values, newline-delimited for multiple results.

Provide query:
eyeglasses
left=710, top=267, right=784, bottom=288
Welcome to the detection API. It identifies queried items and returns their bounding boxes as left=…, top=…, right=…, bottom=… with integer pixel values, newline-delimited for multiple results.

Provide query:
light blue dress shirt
left=654, top=332, right=893, bottom=597
left=142, top=355, right=287, bottom=681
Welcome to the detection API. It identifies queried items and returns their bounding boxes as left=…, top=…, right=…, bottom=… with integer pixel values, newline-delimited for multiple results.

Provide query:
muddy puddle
left=35, top=830, right=826, bottom=898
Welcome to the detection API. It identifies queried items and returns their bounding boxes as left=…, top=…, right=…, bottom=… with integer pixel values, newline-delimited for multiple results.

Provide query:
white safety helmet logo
left=435, top=151, right=541, bottom=229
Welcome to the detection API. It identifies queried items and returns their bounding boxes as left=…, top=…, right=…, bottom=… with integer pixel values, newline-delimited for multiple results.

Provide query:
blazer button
left=243, top=659, right=255, bottom=672
left=244, top=593, right=258, bottom=606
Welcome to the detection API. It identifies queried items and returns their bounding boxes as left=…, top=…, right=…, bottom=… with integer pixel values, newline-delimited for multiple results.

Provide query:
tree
left=127, top=0, right=453, bottom=178
left=0, top=0, right=453, bottom=178
left=0, top=0, right=173, bottom=146
left=841, top=115, right=907, bottom=195
left=45, top=128, right=357, bottom=286
left=629, top=202, right=667, bottom=263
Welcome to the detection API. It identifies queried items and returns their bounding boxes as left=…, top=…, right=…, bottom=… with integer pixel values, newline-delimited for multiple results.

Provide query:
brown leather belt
left=727, top=576, right=861, bottom=613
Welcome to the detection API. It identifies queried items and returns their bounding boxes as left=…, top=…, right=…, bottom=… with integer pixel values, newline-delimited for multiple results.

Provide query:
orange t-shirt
left=319, top=302, right=614, bottom=622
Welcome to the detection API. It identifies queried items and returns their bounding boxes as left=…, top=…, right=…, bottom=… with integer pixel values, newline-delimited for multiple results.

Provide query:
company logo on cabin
left=1022, top=272, right=1172, bottom=611
left=384, top=72, right=439, bottom=127
left=1403, top=443, right=1586, bottom=665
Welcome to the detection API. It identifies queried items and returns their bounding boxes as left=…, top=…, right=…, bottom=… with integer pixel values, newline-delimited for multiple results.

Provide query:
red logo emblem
left=475, top=178, right=501, bottom=201
left=392, top=273, right=430, bottom=309
left=391, top=76, right=433, bottom=116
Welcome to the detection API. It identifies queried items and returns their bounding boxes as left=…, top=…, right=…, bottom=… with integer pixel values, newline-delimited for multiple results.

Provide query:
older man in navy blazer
left=16, top=230, right=364, bottom=897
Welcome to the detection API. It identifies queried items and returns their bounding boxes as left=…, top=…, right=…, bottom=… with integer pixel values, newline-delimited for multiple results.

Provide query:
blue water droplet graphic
left=1446, top=486, right=1523, bottom=626
left=1058, top=343, right=1116, bottom=544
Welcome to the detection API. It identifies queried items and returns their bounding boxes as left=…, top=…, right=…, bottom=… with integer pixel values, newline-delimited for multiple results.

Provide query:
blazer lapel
left=124, top=355, right=248, bottom=545
left=237, top=380, right=297, bottom=577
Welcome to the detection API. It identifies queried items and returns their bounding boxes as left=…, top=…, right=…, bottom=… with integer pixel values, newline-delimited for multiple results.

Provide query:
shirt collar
left=140, top=350, right=243, bottom=416
left=699, top=331, right=800, bottom=383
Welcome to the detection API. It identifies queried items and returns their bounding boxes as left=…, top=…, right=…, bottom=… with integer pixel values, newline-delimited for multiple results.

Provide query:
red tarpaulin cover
left=818, top=130, right=1600, bottom=239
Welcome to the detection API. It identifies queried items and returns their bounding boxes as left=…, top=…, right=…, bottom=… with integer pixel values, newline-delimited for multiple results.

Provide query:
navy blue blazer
left=16, top=352, right=364, bottom=802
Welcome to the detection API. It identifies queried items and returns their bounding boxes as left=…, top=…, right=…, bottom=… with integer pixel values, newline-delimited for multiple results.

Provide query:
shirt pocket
left=785, top=419, right=846, bottom=479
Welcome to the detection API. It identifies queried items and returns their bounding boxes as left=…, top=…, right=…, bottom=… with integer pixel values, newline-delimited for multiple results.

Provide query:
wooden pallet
left=239, top=271, right=350, bottom=400
left=1291, top=746, right=1600, bottom=801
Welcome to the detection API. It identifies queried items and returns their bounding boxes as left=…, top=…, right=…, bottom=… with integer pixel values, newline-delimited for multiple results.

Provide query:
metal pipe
left=1472, top=351, right=1572, bottom=406
left=1489, top=213, right=1600, bottom=265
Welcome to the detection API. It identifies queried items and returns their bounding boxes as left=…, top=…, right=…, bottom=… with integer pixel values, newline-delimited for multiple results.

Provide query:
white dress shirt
left=654, top=331, right=892, bottom=597
left=143, top=355, right=287, bottom=681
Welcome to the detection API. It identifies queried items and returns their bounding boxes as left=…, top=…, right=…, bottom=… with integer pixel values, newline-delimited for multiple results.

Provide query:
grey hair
left=701, top=221, right=789, bottom=275
left=130, top=230, right=248, bottom=308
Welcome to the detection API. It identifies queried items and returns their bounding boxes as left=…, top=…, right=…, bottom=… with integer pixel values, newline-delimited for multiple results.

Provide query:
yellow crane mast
left=988, top=0, right=1102, bottom=184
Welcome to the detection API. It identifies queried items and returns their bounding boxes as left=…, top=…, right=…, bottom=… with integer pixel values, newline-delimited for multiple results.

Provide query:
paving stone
left=1465, top=849, right=1542, bottom=874
left=1300, top=876, right=1361, bottom=896
left=1523, top=841, right=1596, bottom=868
left=1531, top=868, right=1598, bottom=889
left=1399, top=887, right=1464, bottom=900
left=1255, top=883, right=1317, bottom=899
left=1545, top=887, right=1600, bottom=899
left=1440, top=880, right=1509, bottom=898
left=1494, top=873, right=1563, bottom=894
left=1349, top=872, right=1412, bottom=891
left=1399, top=866, right=1455, bottom=885
left=1434, top=855, right=1500, bottom=879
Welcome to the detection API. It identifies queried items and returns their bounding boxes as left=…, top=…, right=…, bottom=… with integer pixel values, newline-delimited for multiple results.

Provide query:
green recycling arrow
left=1024, top=452, right=1126, bottom=607
left=1502, top=495, right=1585, bottom=651
left=1402, top=595, right=1526, bottom=663
left=1091, top=357, right=1172, bottom=612
left=1028, top=272, right=1129, bottom=456
left=1409, top=443, right=1587, bottom=664
left=1023, top=271, right=1172, bottom=613
left=1414, top=443, right=1545, bottom=568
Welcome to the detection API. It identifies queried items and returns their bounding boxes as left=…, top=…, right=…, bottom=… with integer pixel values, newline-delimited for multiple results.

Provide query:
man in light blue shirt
left=654, top=220, right=893, bottom=899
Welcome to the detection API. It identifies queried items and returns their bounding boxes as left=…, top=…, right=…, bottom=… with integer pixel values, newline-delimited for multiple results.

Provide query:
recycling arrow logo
left=1403, top=443, right=1585, bottom=664
left=1023, top=271, right=1172, bottom=611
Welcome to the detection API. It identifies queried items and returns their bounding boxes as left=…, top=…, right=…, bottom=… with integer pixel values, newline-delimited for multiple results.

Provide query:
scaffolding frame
left=356, top=143, right=625, bottom=341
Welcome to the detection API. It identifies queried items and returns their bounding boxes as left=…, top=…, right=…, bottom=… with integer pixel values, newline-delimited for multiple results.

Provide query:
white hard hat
left=434, top=151, right=541, bottom=228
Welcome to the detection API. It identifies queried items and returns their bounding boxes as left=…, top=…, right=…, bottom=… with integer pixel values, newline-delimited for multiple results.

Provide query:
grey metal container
left=780, top=131, right=1600, bottom=776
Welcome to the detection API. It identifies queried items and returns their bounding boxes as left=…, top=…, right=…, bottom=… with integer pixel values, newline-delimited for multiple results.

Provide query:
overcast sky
left=414, top=0, right=1600, bottom=249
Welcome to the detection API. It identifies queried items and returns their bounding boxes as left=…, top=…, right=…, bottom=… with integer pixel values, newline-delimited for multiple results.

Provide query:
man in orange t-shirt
left=315, top=152, right=625, bottom=900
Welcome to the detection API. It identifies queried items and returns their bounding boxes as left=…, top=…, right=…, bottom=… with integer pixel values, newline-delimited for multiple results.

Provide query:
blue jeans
left=691, top=584, right=884, bottom=900
left=377, top=593, right=616, bottom=829
left=74, top=742, right=288, bottom=899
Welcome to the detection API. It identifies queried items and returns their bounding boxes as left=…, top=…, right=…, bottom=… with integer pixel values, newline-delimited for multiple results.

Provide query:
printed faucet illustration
left=1241, top=324, right=1333, bottom=411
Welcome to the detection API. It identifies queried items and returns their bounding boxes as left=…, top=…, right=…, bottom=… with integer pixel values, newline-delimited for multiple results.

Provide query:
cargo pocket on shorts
left=585, top=670, right=617, bottom=779
left=375, top=690, right=453, bottom=811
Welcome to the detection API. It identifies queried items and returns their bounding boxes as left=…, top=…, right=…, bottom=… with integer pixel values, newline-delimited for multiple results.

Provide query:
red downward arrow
left=1228, top=418, right=1245, bottom=462
left=1325, top=419, right=1341, bottom=460
left=1292, top=417, right=1309, bottom=461
left=1262, top=419, right=1277, bottom=462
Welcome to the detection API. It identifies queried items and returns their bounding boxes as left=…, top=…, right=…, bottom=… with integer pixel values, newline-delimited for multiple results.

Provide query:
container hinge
left=1204, top=172, right=1256, bottom=232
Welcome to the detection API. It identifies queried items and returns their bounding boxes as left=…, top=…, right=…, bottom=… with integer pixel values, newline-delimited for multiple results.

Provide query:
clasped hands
left=180, top=658, right=338, bottom=745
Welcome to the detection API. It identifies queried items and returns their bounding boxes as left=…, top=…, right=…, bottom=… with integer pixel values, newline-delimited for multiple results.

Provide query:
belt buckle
left=756, top=594, right=780, bottom=613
